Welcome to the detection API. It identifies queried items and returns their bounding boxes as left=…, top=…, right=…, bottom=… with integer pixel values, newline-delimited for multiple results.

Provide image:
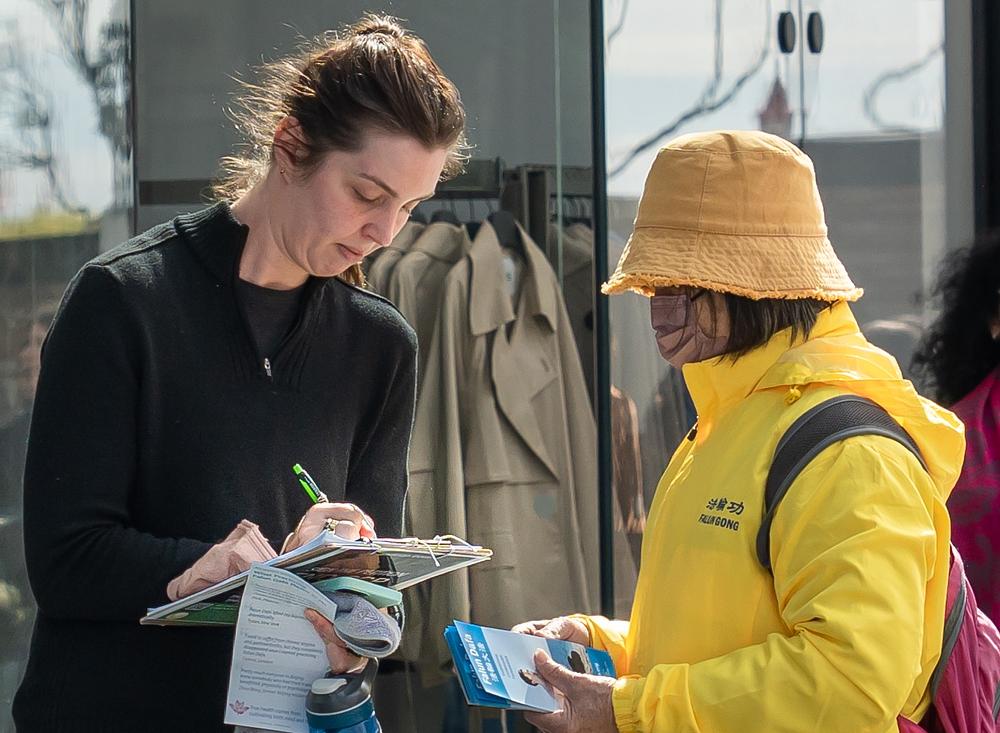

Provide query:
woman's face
left=650, top=286, right=731, bottom=367
left=273, top=129, right=448, bottom=277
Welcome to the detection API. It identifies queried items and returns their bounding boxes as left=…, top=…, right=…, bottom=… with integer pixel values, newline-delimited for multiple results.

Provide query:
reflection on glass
left=605, top=0, right=791, bottom=193
left=0, top=0, right=132, bottom=727
left=801, top=1, right=946, bottom=380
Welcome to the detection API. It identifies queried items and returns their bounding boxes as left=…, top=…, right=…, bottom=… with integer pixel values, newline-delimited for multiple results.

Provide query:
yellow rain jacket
left=581, top=302, right=965, bottom=733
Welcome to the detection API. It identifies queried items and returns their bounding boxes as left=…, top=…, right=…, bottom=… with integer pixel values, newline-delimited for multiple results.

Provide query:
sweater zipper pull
left=264, top=357, right=272, bottom=379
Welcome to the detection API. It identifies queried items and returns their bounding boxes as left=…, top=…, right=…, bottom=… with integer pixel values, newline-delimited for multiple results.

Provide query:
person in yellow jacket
left=513, top=130, right=965, bottom=733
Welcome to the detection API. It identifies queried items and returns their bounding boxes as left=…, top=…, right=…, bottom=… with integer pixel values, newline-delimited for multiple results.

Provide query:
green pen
left=293, top=463, right=328, bottom=504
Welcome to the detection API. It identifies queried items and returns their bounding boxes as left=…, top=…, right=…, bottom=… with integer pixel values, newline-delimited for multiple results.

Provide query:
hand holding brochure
left=444, top=620, right=616, bottom=713
left=224, top=564, right=335, bottom=733
left=142, top=532, right=491, bottom=626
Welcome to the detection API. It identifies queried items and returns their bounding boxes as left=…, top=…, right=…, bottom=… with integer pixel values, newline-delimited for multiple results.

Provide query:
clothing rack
left=502, top=164, right=594, bottom=261
left=430, top=158, right=594, bottom=259
left=434, top=157, right=505, bottom=199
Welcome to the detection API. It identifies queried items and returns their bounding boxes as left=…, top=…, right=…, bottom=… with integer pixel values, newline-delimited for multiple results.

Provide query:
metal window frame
left=589, top=0, right=615, bottom=617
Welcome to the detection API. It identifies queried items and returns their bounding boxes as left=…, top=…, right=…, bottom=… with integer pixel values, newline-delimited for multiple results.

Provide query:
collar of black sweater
left=173, top=202, right=341, bottom=304
left=172, top=201, right=250, bottom=285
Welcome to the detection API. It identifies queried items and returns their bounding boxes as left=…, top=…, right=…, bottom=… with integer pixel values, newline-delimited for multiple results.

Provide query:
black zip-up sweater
left=13, top=203, right=417, bottom=732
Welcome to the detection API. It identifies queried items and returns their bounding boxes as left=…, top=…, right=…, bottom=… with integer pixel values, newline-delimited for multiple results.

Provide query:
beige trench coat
left=407, top=220, right=601, bottom=676
left=365, top=219, right=424, bottom=293
left=385, top=221, right=472, bottom=378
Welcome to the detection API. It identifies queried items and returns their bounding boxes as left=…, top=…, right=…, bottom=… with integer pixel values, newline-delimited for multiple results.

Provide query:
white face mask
left=650, top=292, right=730, bottom=368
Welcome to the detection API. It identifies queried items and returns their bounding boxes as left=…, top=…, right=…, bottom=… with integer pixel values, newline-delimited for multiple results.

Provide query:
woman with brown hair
left=13, top=15, right=465, bottom=732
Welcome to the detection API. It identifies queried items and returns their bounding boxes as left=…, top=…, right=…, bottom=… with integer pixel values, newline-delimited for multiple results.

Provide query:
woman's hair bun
left=351, top=14, right=406, bottom=40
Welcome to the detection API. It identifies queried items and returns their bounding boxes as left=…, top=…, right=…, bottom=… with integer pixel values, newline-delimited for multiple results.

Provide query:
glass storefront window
left=2, top=2, right=598, bottom=731
left=0, top=0, right=132, bottom=727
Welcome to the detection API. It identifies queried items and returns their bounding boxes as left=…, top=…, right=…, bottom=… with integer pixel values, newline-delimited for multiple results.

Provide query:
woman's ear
left=272, top=116, right=308, bottom=174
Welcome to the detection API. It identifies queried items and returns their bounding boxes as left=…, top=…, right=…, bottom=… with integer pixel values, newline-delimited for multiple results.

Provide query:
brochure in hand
left=223, top=564, right=338, bottom=733
left=141, top=532, right=491, bottom=627
left=444, top=620, right=616, bottom=713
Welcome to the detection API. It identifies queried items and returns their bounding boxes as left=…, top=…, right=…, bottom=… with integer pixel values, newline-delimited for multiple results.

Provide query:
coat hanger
left=429, top=196, right=462, bottom=225
left=430, top=207, right=461, bottom=225
left=561, top=195, right=593, bottom=227
left=487, top=209, right=524, bottom=255
left=463, top=198, right=481, bottom=239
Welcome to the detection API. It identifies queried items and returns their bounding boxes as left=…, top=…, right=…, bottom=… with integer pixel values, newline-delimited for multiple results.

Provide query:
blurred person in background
left=0, top=307, right=53, bottom=733
left=913, top=230, right=1000, bottom=622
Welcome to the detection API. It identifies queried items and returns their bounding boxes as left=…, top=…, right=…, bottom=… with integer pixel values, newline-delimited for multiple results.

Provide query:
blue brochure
left=444, top=620, right=616, bottom=712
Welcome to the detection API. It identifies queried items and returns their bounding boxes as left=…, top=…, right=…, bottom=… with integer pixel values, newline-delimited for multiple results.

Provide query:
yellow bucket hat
left=602, top=130, right=862, bottom=301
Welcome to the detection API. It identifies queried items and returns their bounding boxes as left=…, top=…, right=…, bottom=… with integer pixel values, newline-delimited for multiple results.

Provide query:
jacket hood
left=683, top=301, right=965, bottom=501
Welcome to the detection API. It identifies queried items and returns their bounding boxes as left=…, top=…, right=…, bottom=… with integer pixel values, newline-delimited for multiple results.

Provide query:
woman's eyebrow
left=359, top=172, right=434, bottom=202
left=359, top=173, right=398, bottom=197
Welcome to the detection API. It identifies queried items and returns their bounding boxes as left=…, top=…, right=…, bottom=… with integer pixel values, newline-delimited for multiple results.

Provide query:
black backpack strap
left=756, top=395, right=927, bottom=571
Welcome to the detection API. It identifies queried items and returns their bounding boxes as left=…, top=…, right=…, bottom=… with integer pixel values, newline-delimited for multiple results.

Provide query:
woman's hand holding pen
left=284, top=467, right=378, bottom=673
left=283, top=502, right=376, bottom=553
left=283, top=464, right=376, bottom=552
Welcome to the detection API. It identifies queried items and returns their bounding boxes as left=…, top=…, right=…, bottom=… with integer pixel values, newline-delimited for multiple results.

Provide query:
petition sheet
left=224, top=564, right=337, bottom=733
